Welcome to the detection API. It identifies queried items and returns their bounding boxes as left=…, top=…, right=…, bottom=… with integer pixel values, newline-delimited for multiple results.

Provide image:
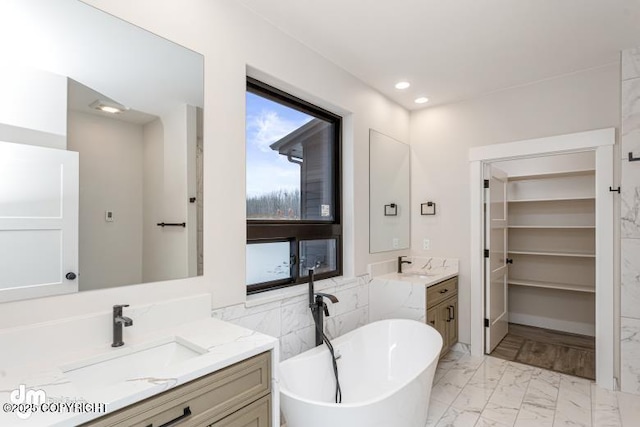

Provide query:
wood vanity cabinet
left=426, top=276, right=458, bottom=356
left=82, top=351, right=271, bottom=427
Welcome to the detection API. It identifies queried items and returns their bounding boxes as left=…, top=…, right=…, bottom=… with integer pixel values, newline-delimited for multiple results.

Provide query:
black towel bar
left=157, top=222, right=186, bottom=228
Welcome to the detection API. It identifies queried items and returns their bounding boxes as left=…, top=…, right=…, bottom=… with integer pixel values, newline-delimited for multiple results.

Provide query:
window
left=246, top=78, right=342, bottom=293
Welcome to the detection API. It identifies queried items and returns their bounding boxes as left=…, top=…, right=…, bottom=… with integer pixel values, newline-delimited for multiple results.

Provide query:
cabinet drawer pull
left=449, top=305, right=455, bottom=321
left=150, top=406, right=192, bottom=427
left=439, top=288, right=449, bottom=294
left=429, top=320, right=435, bottom=325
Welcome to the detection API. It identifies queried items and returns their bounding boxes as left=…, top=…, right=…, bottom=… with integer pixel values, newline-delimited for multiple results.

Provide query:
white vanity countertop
left=0, top=317, right=278, bottom=427
left=377, top=257, right=458, bottom=286
left=379, top=270, right=458, bottom=286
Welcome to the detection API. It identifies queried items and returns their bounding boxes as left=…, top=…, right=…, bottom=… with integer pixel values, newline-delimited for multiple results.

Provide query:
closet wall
left=494, top=151, right=596, bottom=336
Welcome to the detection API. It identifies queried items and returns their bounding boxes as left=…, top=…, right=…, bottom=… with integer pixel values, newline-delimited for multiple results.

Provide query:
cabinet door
left=438, top=302, right=451, bottom=351
left=445, top=298, right=458, bottom=348
left=209, top=395, right=271, bottom=427
left=427, top=304, right=445, bottom=345
left=426, top=307, right=438, bottom=331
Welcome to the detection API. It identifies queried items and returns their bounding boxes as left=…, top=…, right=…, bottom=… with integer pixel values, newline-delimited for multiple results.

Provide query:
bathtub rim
left=278, top=318, right=443, bottom=409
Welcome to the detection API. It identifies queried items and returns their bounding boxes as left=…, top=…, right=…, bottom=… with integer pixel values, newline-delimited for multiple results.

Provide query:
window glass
left=245, top=91, right=336, bottom=221
left=246, top=241, right=291, bottom=285
left=246, top=78, right=341, bottom=293
left=299, top=239, right=337, bottom=277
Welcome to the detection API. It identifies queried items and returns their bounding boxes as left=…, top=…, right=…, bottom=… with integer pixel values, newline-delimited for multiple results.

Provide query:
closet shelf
left=508, top=170, right=595, bottom=181
left=508, top=196, right=595, bottom=203
left=508, top=250, right=595, bottom=258
left=508, top=279, right=595, bottom=293
left=508, top=225, right=595, bottom=229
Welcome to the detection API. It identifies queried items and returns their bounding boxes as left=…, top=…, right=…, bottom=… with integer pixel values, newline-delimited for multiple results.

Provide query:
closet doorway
left=469, top=128, right=616, bottom=389
left=486, top=153, right=596, bottom=379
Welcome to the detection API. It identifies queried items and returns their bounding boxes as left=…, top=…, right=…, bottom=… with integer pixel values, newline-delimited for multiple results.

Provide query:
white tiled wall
left=211, top=275, right=370, bottom=360
left=621, top=47, right=640, bottom=395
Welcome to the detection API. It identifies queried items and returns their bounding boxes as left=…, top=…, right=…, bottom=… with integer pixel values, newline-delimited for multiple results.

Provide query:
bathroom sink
left=62, top=338, right=208, bottom=393
left=401, top=271, right=436, bottom=279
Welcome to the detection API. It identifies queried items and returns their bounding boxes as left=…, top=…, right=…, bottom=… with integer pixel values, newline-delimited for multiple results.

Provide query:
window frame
left=246, top=77, right=342, bottom=294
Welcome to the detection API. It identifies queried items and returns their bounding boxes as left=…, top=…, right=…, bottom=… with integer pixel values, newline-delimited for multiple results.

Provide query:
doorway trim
left=469, top=128, right=615, bottom=389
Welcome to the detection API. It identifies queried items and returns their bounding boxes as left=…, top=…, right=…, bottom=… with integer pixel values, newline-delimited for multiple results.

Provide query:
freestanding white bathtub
left=279, top=319, right=443, bottom=427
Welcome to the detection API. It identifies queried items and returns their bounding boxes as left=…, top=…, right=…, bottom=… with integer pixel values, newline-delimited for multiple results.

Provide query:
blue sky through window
left=246, top=92, right=313, bottom=197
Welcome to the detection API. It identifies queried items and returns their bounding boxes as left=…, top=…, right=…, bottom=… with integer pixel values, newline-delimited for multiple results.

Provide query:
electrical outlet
left=423, top=239, right=430, bottom=250
left=392, top=238, right=399, bottom=249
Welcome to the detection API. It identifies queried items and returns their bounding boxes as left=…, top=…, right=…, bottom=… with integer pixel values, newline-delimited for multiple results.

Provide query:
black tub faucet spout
left=308, top=269, right=339, bottom=346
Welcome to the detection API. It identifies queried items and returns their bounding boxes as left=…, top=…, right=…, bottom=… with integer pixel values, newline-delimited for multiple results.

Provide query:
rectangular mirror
left=0, top=0, right=204, bottom=302
left=369, top=129, right=410, bottom=253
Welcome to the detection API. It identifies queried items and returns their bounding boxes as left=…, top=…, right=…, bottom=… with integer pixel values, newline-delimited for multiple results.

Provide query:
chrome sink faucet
left=398, top=256, right=412, bottom=273
left=112, top=304, right=133, bottom=347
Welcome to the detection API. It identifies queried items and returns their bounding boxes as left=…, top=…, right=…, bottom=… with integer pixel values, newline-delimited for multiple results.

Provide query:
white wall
left=142, top=105, right=195, bottom=283
left=67, top=111, right=143, bottom=290
left=0, top=0, right=409, bottom=329
left=142, top=118, right=164, bottom=282
left=0, top=66, right=67, bottom=149
left=81, top=0, right=410, bottom=309
left=410, top=63, right=620, bottom=344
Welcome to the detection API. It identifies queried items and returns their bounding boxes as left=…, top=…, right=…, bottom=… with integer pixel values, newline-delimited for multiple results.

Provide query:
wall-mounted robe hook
left=629, top=152, right=640, bottom=162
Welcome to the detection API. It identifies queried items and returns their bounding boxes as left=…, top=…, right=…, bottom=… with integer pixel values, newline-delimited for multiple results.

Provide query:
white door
left=0, top=141, right=79, bottom=302
left=485, top=165, right=509, bottom=353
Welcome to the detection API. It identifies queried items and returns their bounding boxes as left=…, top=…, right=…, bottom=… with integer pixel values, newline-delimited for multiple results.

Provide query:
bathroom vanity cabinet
left=426, top=276, right=458, bottom=356
left=82, top=351, right=271, bottom=427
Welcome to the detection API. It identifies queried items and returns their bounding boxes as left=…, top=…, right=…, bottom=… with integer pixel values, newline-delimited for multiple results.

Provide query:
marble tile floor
left=427, top=349, right=640, bottom=427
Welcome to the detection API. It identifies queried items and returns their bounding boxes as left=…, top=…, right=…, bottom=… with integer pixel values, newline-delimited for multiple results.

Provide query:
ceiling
left=238, top=0, right=640, bottom=110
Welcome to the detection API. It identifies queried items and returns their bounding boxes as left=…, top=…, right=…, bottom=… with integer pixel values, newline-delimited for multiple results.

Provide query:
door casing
left=469, top=128, right=616, bottom=389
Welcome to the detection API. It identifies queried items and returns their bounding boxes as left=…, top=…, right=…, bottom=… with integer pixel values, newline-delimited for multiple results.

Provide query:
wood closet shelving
left=507, top=170, right=596, bottom=294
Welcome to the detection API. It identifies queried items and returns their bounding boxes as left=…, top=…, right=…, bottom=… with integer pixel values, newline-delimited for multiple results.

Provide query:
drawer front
left=209, top=394, right=271, bottom=427
left=83, top=352, right=271, bottom=427
left=426, top=276, right=457, bottom=309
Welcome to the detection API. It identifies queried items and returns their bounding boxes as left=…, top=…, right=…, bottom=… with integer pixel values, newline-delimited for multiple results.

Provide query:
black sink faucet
left=112, top=304, right=133, bottom=347
left=398, top=256, right=412, bottom=273
left=308, top=269, right=339, bottom=347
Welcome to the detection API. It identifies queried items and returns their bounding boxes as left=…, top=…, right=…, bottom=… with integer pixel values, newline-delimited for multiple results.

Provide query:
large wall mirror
left=0, top=0, right=204, bottom=302
left=369, top=130, right=410, bottom=253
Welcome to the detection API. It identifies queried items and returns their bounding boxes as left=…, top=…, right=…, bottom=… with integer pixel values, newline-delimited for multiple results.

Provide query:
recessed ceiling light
left=414, top=97, right=429, bottom=104
left=395, top=81, right=410, bottom=90
left=89, top=99, right=128, bottom=114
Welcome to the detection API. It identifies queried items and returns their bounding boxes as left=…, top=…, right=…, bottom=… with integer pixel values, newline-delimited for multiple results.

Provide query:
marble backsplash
left=211, top=275, right=369, bottom=360
left=211, top=257, right=459, bottom=362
